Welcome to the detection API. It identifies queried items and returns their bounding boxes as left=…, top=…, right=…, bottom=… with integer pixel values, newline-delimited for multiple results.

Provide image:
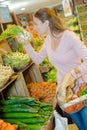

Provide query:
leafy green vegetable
left=3, top=52, right=30, bottom=70
left=80, top=86, right=87, bottom=96
left=0, top=25, right=24, bottom=41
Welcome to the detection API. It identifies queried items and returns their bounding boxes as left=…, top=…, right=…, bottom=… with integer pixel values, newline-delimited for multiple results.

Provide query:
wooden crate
left=23, top=63, right=44, bottom=84
left=28, top=64, right=44, bottom=82
left=3, top=72, right=30, bottom=98
left=39, top=65, right=50, bottom=73
left=0, top=40, right=11, bottom=55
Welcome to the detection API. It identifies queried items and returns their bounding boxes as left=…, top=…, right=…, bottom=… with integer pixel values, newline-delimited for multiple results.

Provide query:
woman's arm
left=24, top=41, right=47, bottom=64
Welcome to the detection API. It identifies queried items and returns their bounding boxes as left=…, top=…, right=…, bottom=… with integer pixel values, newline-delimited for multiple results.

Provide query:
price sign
left=62, top=0, right=72, bottom=17
left=0, top=5, right=12, bottom=23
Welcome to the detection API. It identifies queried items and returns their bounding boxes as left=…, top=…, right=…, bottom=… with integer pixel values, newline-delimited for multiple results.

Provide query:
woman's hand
left=60, top=72, right=76, bottom=89
left=56, top=72, right=76, bottom=104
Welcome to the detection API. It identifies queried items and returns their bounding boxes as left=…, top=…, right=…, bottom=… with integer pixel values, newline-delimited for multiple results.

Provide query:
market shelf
left=75, top=4, right=87, bottom=15
left=0, top=73, right=18, bottom=93
left=18, top=61, right=34, bottom=73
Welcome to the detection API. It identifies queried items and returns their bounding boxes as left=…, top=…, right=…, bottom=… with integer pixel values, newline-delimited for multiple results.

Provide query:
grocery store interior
left=0, top=0, right=87, bottom=130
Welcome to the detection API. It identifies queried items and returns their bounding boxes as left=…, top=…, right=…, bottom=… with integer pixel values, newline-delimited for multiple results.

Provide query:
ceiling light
left=20, top=8, right=25, bottom=11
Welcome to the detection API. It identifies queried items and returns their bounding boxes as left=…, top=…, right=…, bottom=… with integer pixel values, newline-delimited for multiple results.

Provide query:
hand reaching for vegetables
left=16, top=29, right=32, bottom=44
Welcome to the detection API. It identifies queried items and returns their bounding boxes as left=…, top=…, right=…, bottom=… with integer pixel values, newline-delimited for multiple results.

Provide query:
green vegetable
left=0, top=25, right=24, bottom=41
left=80, top=86, right=87, bottom=96
left=3, top=119, right=29, bottom=129
left=0, top=97, right=37, bottom=105
left=25, top=124, right=42, bottom=130
left=0, top=106, right=38, bottom=113
left=0, top=96, right=53, bottom=130
left=17, top=44, right=24, bottom=52
left=1, top=112, right=41, bottom=119
left=3, top=52, right=30, bottom=69
left=4, top=118, right=45, bottom=124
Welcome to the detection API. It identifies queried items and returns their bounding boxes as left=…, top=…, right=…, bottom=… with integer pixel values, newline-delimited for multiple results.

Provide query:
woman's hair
left=34, top=8, right=66, bottom=35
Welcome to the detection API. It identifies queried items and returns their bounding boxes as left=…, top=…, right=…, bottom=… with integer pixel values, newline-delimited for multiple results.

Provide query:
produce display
left=76, top=4, right=87, bottom=42
left=78, top=13, right=87, bottom=23
left=0, top=25, right=24, bottom=41
left=80, top=23, right=87, bottom=32
left=3, top=52, right=30, bottom=70
left=40, top=57, right=57, bottom=82
left=65, top=17, right=78, bottom=30
left=43, top=68, right=57, bottom=82
left=64, top=84, right=87, bottom=113
left=64, top=16, right=80, bottom=38
left=31, top=37, right=43, bottom=52
left=0, top=96, right=53, bottom=130
left=27, top=82, right=57, bottom=104
left=0, top=119, right=18, bottom=130
left=76, top=4, right=87, bottom=14
left=0, top=65, right=14, bottom=88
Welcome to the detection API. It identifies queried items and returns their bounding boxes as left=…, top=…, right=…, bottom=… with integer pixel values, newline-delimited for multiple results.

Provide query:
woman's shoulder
left=63, top=30, right=76, bottom=37
left=62, top=30, right=79, bottom=42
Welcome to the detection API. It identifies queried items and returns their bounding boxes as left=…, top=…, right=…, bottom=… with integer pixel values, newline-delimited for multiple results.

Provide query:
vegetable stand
left=0, top=62, right=44, bottom=100
left=0, top=39, right=44, bottom=100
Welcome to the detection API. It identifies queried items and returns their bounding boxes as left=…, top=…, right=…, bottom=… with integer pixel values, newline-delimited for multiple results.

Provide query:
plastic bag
left=54, top=110, right=68, bottom=130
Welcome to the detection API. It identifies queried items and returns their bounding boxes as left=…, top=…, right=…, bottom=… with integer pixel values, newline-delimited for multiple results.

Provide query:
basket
left=63, top=94, right=87, bottom=113
left=14, top=62, right=29, bottom=71
left=59, top=72, right=87, bottom=113
left=63, top=80, right=87, bottom=113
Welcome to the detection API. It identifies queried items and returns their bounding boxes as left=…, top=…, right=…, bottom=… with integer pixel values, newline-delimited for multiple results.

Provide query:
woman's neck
left=48, top=29, right=63, bottom=39
left=49, top=31, right=63, bottom=51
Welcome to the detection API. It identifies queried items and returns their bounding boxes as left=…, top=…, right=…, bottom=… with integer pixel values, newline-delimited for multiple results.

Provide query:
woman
left=24, top=8, right=87, bottom=130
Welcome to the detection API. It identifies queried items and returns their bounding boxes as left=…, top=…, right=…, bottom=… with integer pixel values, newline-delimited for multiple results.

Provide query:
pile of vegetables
left=27, top=82, right=57, bottom=104
left=0, top=25, right=24, bottom=41
left=0, top=96, right=53, bottom=130
left=77, top=84, right=87, bottom=97
left=31, top=37, right=43, bottom=52
left=43, top=68, right=57, bottom=82
left=41, top=57, right=57, bottom=82
left=0, top=119, right=18, bottom=130
left=0, top=65, right=14, bottom=88
left=3, top=52, right=30, bottom=70
left=65, top=84, right=87, bottom=113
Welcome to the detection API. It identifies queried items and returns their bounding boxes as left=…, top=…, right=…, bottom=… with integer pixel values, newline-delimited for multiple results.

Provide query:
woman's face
left=33, top=16, right=49, bottom=36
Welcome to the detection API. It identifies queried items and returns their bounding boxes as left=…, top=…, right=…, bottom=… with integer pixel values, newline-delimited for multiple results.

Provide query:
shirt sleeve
left=67, top=31, right=87, bottom=79
left=24, top=40, right=47, bottom=64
